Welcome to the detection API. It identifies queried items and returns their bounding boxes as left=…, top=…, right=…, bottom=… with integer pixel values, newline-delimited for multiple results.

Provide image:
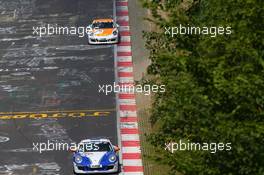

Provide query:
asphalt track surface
left=0, top=0, right=117, bottom=174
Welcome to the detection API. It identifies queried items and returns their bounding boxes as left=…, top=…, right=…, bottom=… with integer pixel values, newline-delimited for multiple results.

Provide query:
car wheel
left=87, top=38, right=91, bottom=45
left=117, top=35, right=121, bottom=44
left=117, top=162, right=121, bottom=173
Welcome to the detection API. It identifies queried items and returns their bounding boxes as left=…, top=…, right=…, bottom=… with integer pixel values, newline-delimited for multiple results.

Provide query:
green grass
left=138, top=106, right=171, bottom=175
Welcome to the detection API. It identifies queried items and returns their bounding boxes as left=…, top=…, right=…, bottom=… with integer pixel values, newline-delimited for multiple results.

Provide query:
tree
left=141, top=0, right=264, bottom=174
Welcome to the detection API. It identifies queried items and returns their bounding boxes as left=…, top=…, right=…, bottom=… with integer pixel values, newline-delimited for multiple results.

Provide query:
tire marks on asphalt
left=0, top=162, right=61, bottom=175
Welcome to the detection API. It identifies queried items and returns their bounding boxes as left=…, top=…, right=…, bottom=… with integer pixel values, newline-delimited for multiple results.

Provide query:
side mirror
left=113, top=146, right=120, bottom=152
left=115, top=23, right=120, bottom=28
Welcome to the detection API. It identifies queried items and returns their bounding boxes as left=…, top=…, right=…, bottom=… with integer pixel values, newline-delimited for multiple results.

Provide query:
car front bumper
left=73, top=162, right=119, bottom=174
left=88, top=36, right=119, bottom=44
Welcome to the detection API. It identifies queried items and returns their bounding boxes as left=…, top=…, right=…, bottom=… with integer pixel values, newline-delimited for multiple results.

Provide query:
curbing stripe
left=119, top=111, right=137, bottom=118
left=117, top=1, right=128, bottom=6
left=122, top=141, right=140, bottom=147
left=119, top=93, right=135, bottom=99
left=119, top=26, right=130, bottom=31
left=123, top=166, right=144, bottom=172
left=120, top=117, right=138, bottom=123
left=123, top=159, right=143, bottom=166
left=118, top=66, right=133, bottom=72
left=117, top=61, right=133, bottom=67
left=116, top=0, right=144, bottom=174
left=122, top=153, right=141, bottom=159
left=120, top=122, right=138, bottom=129
left=120, top=35, right=131, bottom=42
left=119, top=110, right=137, bottom=117
left=120, top=104, right=137, bottom=111
left=122, top=146, right=141, bottom=153
left=118, top=20, right=130, bottom=26
left=117, top=56, right=132, bottom=62
left=117, top=6, right=129, bottom=11
left=117, top=11, right=129, bottom=16
left=117, top=46, right=132, bottom=52
left=121, top=134, right=140, bottom=141
left=118, top=72, right=133, bottom=77
left=119, top=99, right=136, bottom=105
left=120, top=31, right=131, bottom=36
left=121, top=128, right=139, bottom=134
left=117, top=16, right=129, bottom=21
left=118, top=42, right=132, bottom=46
left=118, top=77, right=134, bottom=83
left=124, top=172, right=144, bottom=175
left=120, top=36, right=131, bottom=42
left=117, top=52, right=132, bottom=57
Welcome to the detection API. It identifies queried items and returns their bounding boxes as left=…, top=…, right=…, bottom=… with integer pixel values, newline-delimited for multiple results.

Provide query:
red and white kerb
left=115, top=0, right=144, bottom=174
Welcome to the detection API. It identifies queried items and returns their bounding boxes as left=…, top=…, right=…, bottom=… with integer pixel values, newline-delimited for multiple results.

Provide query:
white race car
left=72, top=138, right=120, bottom=174
left=87, top=19, right=119, bottom=44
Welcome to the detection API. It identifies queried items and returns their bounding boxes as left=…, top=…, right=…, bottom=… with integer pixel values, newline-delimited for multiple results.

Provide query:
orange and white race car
left=87, top=19, right=119, bottom=44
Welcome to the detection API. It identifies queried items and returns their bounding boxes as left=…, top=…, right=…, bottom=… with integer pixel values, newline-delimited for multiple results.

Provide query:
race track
left=0, top=0, right=118, bottom=174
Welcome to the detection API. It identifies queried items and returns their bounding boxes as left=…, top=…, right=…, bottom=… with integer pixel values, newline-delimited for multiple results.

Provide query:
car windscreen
left=78, top=142, right=112, bottom=152
left=92, top=22, right=113, bottom=29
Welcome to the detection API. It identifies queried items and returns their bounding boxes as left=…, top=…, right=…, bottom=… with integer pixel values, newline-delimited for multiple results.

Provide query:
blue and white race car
left=72, top=138, right=120, bottom=174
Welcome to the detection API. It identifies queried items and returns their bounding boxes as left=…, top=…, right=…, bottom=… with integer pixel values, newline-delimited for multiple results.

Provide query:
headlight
left=109, top=154, right=116, bottom=162
left=75, top=155, right=83, bottom=164
left=113, top=31, right=118, bottom=36
left=89, top=33, right=94, bottom=37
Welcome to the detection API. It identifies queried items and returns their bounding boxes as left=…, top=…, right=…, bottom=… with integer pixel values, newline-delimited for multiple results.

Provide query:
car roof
left=93, top=18, right=113, bottom=23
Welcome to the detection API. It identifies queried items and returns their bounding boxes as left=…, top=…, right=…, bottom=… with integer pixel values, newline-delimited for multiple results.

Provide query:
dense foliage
left=141, top=0, right=264, bottom=174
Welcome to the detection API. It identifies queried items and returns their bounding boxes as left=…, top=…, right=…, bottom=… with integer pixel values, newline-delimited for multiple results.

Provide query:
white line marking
left=120, top=122, right=138, bottom=128
left=119, top=77, right=134, bottom=83
left=122, top=146, right=141, bottom=153
left=120, top=36, right=131, bottom=42
left=119, top=99, right=136, bottom=105
left=124, top=173, right=144, bottom=175
left=118, top=66, right=133, bottom=72
left=121, top=134, right=140, bottom=141
left=117, top=16, right=129, bottom=21
left=117, top=46, right=132, bottom=52
left=123, top=159, right=143, bottom=166
left=117, top=6, right=129, bottom=11
left=119, top=26, right=130, bottom=31
left=117, top=56, right=132, bottom=62
left=119, top=111, right=137, bottom=117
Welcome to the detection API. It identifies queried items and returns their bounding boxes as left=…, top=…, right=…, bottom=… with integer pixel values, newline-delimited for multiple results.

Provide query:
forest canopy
left=141, top=0, right=264, bottom=174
